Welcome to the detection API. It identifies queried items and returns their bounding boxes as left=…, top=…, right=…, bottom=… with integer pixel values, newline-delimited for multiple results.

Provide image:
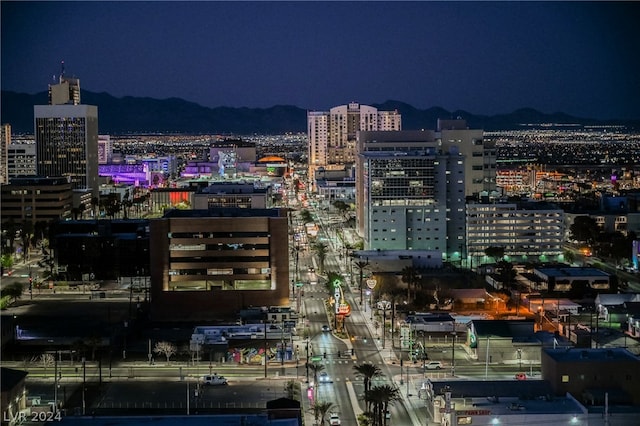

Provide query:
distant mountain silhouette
left=2, top=90, right=637, bottom=134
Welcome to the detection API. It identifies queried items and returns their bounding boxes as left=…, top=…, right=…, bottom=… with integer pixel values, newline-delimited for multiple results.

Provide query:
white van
left=201, top=374, right=228, bottom=385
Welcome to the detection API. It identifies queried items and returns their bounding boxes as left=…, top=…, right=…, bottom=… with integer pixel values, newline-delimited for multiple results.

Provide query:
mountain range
left=2, top=90, right=638, bottom=135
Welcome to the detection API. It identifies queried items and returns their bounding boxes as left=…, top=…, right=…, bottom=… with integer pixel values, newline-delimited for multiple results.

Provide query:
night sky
left=2, top=1, right=639, bottom=120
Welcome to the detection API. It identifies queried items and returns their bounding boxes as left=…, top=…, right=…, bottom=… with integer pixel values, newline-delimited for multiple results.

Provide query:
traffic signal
left=351, top=348, right=354, bottom=356
left=323, top=352, right=326, bottom=359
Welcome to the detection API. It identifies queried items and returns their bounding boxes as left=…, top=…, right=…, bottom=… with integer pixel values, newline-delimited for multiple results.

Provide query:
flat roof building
left=149, top=208, right=290, bottom=321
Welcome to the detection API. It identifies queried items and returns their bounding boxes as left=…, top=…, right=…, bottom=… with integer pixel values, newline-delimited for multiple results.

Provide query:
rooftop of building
left=470, top=319, right=536, bottom=338
left=3, top=176, right=72, bottom=186
left=162, top=208, right=283, bottom=219
left=425, top=378, right=553, bottom=399
left=535, top=267, right=610, bottom=278
left=543, top=347, right=640, bottom=363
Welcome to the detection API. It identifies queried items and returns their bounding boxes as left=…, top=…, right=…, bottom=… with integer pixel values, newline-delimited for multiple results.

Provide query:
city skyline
left=2, top=1, right=639, bottom=121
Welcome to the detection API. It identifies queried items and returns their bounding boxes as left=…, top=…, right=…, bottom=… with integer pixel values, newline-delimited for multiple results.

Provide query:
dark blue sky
left=2, top=1, right=639, bottom=120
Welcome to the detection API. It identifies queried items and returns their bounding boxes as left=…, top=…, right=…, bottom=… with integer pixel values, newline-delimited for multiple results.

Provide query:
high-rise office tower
left=307, top=102, right=401, bottom=186
left=437, top=119, right=496, bottom=198
left=355, top=130, right=466, bottom=259
left=48, top=61, right=81, bottom=106
left=0, top=124, right=10, bottom=184
left=34, top=74, right=99, bottom=198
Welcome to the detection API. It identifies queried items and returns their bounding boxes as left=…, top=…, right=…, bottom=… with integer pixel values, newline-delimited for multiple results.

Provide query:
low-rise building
left=0, top=176, right=72, bottom=225
left=466, top=200, right=565, bottom=265
left=541, top=347, right=640, bottom=405
left=149, top=208, right=290, bottom=321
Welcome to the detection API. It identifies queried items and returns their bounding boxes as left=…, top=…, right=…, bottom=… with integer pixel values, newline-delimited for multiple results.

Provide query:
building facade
left=0, top=176, right=73, bottom=224
left=34, top=104, right=99, bottom=198
left=149, top=208, right=290, bottom=320
left=437, top=119, right=497, bottom=198
left=355, top=130, right=466, bottom=259
left=307, top=102, right=401, bottom=186
left=541, top=348, right=640, bottom=405
left=0, top=123, right=10, bottom=184
left=466, top=201, right=565, bottom=265
left=6, top=142, right=37, bottom=179
left=193, top=182, right=270, bottom=209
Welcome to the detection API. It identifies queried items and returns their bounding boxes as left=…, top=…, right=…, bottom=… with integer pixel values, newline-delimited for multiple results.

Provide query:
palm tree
left=401, top=266, right=420, bottom=304
left=365, top=384, right=400, bottom=426
left=312, top=241, right=329, bottom=274
left=308, top=362, right=325, bottom=385
left=353, top=363, right=382, bottom=394
left=90, top=196, right=99, bottom=218
left=311, top=401, right=334, bottom=425
left=353, top=363, right=383, bottom=410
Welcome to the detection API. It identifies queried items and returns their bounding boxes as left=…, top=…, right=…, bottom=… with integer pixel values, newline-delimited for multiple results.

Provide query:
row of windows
left=169, top=231, right=270, bottom=239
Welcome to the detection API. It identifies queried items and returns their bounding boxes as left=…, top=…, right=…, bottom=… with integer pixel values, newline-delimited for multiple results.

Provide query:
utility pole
left=264, top=319, right=268, bottom=378
left=305, top=339, right=310, bottom=383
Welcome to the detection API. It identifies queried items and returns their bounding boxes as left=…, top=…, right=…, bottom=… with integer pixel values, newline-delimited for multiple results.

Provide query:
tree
left=484, top=246, right=505, bottom=263
left=284, top=380, right=297, bottom=399
left=311, top=401, right=334, bottom=426
left=496, top=260, right=517, bottom=291
left=563, top=250, right=575, bottom=265
left=401, top=266, right=420, bottom=304
left=19, top=220, right=34, bottom=262
left=1, top=282, right=24, bottom=304
left=312, top=241, right=329, bottom=274
left=91, top=196, right=99, bottom=218
left=40, top=353, right=55, bottom=378
left=84, top=334, right=103, bottom=361
left=2, top=219, right=19, bottom=258
left=154, top=341, right=177, bottom=363
left=569, top=216, right=600, bottom=244
left=332, top=200, right=349, bottom=219
left=365, top=384, right=400, bottom=426
left=299, top=209, right=313, bottom=224
left=308, top=362, right=325, bottom=385
left=353, top=363, right=383, bottom=409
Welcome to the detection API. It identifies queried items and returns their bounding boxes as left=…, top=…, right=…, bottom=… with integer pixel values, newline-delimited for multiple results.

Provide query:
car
left=319, top=372, right=332, bottom=383
left=329, top=413, right=341, bottom=425
left=515, top=373, right=527, bottom=381
left=424, top=361, right=443, bottom=370
left=322, top=325, right=330, bottom=332
left=200, top=374, right=228, bottom=385
left=308, top=266, right=315, bottom=273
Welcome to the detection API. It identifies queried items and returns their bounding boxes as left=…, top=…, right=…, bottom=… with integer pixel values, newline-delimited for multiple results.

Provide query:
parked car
left=424, top=361, right=443, bottom=370
left=201, top=374, right=228, bottom=385
left=329, top=413, right=341, bottom=425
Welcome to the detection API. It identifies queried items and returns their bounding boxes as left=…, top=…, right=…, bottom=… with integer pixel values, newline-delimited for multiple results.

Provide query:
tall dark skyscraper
left=34, top=75, right=99, bottom=198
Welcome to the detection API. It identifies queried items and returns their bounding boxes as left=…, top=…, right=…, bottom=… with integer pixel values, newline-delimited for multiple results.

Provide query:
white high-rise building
left=356, top=130, right=466, bottom=259
left=307, top=102, right=401, bottom=187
